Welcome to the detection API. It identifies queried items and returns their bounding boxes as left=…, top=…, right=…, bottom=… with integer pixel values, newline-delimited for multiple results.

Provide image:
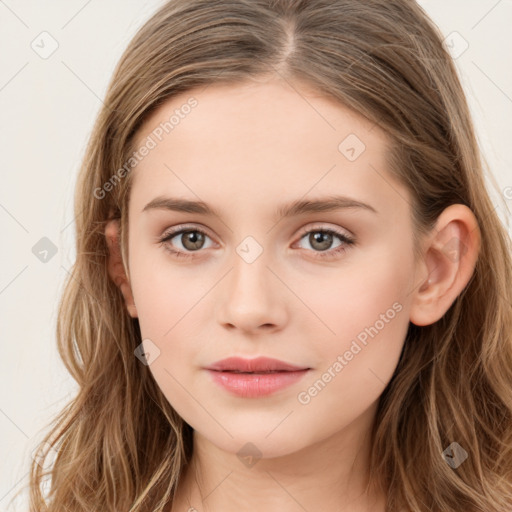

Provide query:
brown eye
left=295, top=227, right=355, bottom=260
left=160, top=226, right=214, bottom=257
left=180, top=230, right=206, bottom=251
left=308, top=231, right=334, bottom=251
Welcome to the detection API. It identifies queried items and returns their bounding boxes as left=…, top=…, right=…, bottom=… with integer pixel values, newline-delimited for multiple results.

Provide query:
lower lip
left=206, top=369, right=310, bottom=398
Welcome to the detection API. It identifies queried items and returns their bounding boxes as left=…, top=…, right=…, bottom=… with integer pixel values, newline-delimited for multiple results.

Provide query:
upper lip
left=205, top=356, right=310, bottom=372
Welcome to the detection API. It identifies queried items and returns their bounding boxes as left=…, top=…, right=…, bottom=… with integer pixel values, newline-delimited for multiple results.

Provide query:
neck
left=170, top=402, right=386, bottom=512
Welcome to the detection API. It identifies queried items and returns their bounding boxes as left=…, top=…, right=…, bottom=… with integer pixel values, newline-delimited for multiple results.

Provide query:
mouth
left=213, top=370, right=300, bottom=374
left=204, top=357, right=311, bottom=397
left=205, top=356, right=310, bottom=373
left=206, top=367, right=311, bottom=398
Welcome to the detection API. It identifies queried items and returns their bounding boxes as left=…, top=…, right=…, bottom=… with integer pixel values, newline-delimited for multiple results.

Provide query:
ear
left=409, top=204, right=481, bottom=326
left=105, top=218, right=138, bottom=318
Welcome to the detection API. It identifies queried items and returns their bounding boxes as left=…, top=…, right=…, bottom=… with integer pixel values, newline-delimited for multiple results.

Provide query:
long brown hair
left=20, top=0, right=512, bottom=510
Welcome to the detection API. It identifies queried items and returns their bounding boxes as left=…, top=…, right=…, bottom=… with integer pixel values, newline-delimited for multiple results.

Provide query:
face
left=125, top=78, right=418, bottom=457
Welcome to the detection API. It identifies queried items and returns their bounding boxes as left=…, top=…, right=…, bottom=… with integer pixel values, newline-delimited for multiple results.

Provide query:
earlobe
left=105, top=218, right=138, bottom=318
left=409, top=204, right=481, bottom=326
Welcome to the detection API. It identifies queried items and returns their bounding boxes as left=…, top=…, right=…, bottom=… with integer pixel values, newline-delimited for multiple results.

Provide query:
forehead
left=129, top=79, right=405, bottom=221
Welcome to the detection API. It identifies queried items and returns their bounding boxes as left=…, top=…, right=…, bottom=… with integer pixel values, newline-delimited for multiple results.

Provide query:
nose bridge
left=217, top=234, right=287, bottom=330
left=230, top=235, right=274, bottom=300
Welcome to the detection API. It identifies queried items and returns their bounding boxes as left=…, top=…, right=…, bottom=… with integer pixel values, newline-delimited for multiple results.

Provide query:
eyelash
left=158, top=225, right=355, bottom=261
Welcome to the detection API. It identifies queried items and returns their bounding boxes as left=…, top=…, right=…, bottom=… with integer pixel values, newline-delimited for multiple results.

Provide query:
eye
left=159, top=225, right=214, bottom=259
left=158, top=224, right=356, bottom=261
left=294, top=226, right=355, bottom=260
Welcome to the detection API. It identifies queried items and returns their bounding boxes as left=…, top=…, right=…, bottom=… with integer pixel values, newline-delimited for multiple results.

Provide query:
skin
left=105, top=77, right=481, bottom=512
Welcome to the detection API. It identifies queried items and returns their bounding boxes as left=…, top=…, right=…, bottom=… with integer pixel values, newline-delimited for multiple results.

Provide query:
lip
left=204, top=356, right=311, bottom=398
left=205, top=356, right=309, bottom=372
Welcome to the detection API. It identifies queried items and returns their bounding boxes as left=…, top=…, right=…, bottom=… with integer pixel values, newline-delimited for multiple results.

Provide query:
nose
left=216, top=247, right=289, bottom=334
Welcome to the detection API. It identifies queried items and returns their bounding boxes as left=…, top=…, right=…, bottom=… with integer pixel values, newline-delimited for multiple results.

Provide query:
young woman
left=24, top=0, right=512, bottom=511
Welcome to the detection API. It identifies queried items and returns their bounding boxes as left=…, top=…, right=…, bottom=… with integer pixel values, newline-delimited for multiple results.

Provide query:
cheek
left=301, top=239, right=411, bottom=332
left=128, top=244, right=206, bottom=339
left=128, top=249, right=219, bottom=402
left=298, top=248, right=412, bottom=385
left=128, top=256, right=209, bottom=413
left=318, top=262, right=409, bottom=342
left=286, top=264, right=411, bottom=448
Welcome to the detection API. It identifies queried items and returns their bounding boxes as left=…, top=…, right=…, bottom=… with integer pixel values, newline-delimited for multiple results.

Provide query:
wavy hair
left=18, top=0, right=512, bottom=510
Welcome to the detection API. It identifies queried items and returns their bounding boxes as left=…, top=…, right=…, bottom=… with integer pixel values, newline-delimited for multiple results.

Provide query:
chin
left=195, top=426, right=312, bottom=462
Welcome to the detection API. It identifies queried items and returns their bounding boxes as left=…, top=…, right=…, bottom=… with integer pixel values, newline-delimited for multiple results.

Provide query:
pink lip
left=206, top=369, right=310, bottom=397
left=205, top=356, right=309, bottom=372
left=204, top=356, right=311, bottom=398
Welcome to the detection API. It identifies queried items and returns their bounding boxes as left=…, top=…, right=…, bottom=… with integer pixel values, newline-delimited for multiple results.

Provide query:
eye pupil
left=182, top=231, right=205, bottom=250
left=310, top=231, right=332, bottom=251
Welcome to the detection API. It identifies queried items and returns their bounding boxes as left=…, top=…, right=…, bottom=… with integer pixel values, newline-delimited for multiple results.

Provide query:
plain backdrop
left=1, top=1, right=511, bottom=510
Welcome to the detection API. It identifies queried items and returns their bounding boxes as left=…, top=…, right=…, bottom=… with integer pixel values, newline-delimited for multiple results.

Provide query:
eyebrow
left=141, top=194, right=378, bottom=220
